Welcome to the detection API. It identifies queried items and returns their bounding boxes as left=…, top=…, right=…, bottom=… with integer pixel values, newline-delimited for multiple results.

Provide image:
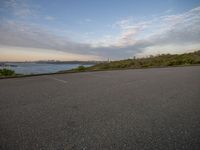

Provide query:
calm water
left=0, top=63, right=92, bottom=75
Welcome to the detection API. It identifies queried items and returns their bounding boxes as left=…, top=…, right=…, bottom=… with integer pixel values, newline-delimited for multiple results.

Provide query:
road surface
left=0, top=66, right=200, bottom=150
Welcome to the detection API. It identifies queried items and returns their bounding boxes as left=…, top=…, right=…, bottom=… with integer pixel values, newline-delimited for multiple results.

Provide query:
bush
left=0, top=69, right=15, bottom=76
left=76, top=65, right=86, bottom=71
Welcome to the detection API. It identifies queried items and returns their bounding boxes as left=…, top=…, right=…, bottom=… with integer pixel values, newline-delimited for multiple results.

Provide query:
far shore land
left=0, top=50, right=200, bottom=78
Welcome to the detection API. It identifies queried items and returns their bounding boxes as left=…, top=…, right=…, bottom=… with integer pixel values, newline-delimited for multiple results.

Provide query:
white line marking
left=48, top=77, right=68, bottom=83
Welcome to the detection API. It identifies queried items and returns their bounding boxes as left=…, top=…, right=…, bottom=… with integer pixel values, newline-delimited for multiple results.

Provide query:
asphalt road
left=0, top=66, right=200, bottom=150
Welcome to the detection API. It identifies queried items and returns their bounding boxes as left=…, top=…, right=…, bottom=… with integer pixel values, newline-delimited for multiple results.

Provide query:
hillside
left=74, top=51, right=200, bottom=71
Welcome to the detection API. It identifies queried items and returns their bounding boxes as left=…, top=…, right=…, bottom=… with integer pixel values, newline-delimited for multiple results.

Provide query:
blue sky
left=0, top=0, right=200, bottom=61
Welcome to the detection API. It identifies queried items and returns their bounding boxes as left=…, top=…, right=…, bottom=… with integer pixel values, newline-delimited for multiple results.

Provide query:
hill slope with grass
left=73, top=51, right=200, bottom=72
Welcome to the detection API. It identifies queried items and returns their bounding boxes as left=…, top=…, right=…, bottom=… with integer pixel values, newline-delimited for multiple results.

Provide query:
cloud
left=0, top=5, right=200, bottom=60
left=0, top=45, right=101, bottom=61
left=85, top=18, right=92, bottom=22
left=89, top=7, right=200, bottom=59
left=45, top=16, right=55, bottom=21
left=0, top=20, right=92, bottom=54
left=102, top=6, right=200, bottom=58
left=164, top=9, right=173, bottom=14
left=88, top=18, right=149, bottom=48
left=3, top=0, right=37, bottom=18
left=141, top=13, right=200, bottom=48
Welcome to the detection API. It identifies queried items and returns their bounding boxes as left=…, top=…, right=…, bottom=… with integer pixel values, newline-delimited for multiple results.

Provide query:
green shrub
left=76, top=65, right=86, bottom=71
left=0, top=69, right=15, bottom=76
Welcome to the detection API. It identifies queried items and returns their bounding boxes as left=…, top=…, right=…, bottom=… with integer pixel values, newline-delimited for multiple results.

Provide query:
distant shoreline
left=1, top=50, right=200, bottom=79
left=0, top=63, right=94, bottom=75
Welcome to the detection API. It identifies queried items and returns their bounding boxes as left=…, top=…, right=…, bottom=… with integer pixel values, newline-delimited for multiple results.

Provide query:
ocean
left=0, top=62, right=93, bottom=75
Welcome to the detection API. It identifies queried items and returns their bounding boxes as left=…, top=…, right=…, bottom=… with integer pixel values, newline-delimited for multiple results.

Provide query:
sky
left=0, top=0, right=200, bottom=61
